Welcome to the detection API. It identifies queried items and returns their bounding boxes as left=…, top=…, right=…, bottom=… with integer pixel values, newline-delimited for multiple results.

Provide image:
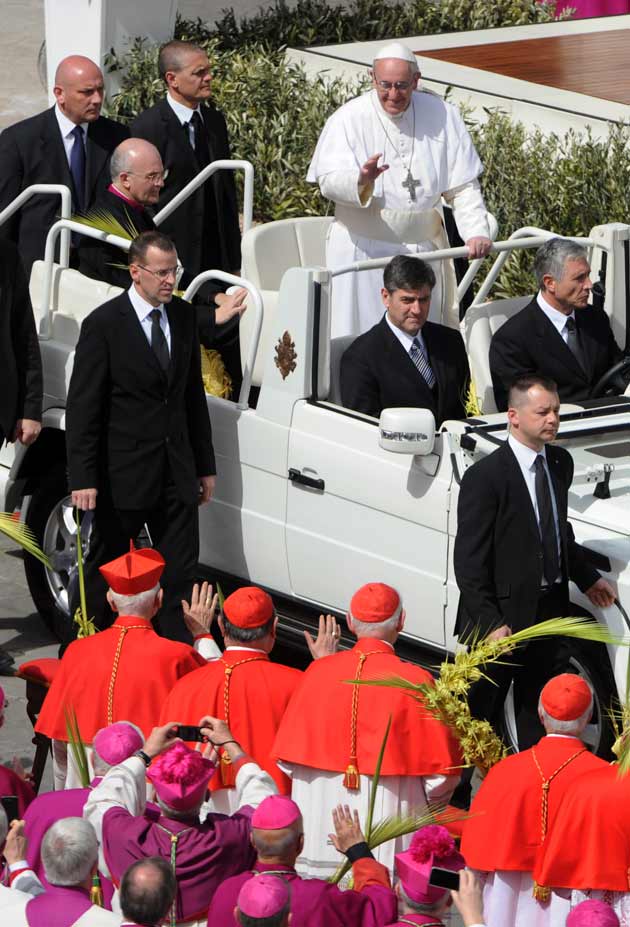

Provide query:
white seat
left=240, top=217, right=333, bottom=388
left=328, top=335, right=355, bottom=406
left=29, top=260, right=123, bottom=343
left=461, top=296, right=533, bottom=414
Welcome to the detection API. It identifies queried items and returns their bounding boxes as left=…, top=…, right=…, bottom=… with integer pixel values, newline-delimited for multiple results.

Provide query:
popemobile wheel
left=501, top=635, right=616, bottom=758
left=22, top=468, right=92, bottom=643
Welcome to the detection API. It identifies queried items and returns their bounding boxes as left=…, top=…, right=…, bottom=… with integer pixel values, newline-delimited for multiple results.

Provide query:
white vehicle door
left=285, top=400, right=453, bottom=647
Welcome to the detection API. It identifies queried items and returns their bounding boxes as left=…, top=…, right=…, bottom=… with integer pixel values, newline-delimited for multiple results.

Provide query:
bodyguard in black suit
left=454, top=375, right=615, bottom=745
left=490, top=238, right=625, bottom=411
left=0, top=242, right=43, bottom=674
left=340, top=254, right=469, bottom=422
left=130, top=41, right=241, bottom=280
left=67, top=231, right=215, bottom=644
left=0, top=56, right=128, bottom=276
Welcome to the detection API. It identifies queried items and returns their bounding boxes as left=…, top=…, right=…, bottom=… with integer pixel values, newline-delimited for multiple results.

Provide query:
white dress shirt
left=385, top=312, right=430, bottom=360
left=537, top=292, right=575, bottom=344
left=166, top=93, right=201, bottom=147
left=507, top=433, right=561, bottom=585
left=54, top=104, right=87, bottom=168
left=127, top=285, right=171, bottom=353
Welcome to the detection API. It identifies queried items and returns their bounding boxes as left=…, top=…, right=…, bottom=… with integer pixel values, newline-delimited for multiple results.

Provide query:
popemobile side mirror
left=378, top=407, right=436, bottom=456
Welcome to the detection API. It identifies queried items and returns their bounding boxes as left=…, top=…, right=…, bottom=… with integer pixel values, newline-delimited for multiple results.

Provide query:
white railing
left=0, top=184, right=73, bottom=266
left=154, top=160, right=255, bottom=234
left=184, top=270, right=263, bottom=410
left=39, top=219, right=131, bottom=338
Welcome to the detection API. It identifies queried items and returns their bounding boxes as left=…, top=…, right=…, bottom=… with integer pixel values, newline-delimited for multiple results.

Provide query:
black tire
left=23, top=468, right=78, bottom=642
left=501, top=634, right=616, bottom=759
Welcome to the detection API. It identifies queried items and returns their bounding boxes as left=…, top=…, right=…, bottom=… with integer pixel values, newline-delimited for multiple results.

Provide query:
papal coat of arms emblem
left=274, top=331, right=297, bottom=380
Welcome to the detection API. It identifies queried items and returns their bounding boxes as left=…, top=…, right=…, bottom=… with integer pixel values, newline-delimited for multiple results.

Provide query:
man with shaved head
left=0, top=54, right=128, bottom=274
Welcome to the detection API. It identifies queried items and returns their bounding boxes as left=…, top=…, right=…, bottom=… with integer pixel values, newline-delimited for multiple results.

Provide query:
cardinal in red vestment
left=272, top=582, right=461, bottom=877
left=35, top=545, right=206, bottom=788
left=161, top=586, right=305, bottom=812
left=462, top=674, right=607, bottom=927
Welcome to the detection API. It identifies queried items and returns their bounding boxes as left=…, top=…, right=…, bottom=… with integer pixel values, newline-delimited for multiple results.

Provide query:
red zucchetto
left=349, top=582, right=401, bottom=623
left=223, top=586, right=274, bottom=629
left=540, top=674, right=593, bottom=721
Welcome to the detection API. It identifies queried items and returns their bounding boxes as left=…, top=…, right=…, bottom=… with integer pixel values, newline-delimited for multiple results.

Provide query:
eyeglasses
left=374, top=79, right=414, bottom=91
left=137, top=265, right=178, bottom=281
left=126, top=169, right=169, bottom=183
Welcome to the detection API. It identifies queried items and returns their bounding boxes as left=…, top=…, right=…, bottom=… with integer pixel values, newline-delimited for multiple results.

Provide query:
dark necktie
left=534, top=455, right=560, bottom=586
left=69, top=125, right=86, bottom=212
left=565, top=317, right=585, bottom=370
left=409, top=337, right=436, bottom=388
left=190, top=111, right=210, bottom=169
left=150, top=309, right=170, bottom=373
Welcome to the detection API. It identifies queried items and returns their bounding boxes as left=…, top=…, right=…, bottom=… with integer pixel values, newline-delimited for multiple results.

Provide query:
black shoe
left=0, top=649, right=16, bottom=676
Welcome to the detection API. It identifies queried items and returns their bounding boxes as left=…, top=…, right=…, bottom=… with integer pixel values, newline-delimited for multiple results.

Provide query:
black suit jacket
left=130, top=99, right=241, bottom=277
left=66, top=291, right=215, bottom=510
left=0, top=242, right=42, bottom=439
left=78, top=188, right=156, bottom=290
left=454, top=441, right=600, bottom=639
left=0, top=107, right=129, bottom=275
left=490, top=298, right=623, bottom=411
left=340, top=316, right=470, bottom=423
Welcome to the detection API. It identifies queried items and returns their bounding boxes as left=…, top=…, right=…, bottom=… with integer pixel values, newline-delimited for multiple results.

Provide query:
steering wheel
left=591, top=356, right=630, bottom=398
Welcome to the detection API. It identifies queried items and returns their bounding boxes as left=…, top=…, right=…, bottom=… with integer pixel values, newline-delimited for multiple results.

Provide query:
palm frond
left=0, top=513, right=50, bottom=567
left=365, top=715, right=392, bottom=842
left=72, top=206, right=140, bottom=243
left=216, top=582, right=226, bottom=610
left=73, top=510, right=98, bottom=638
left=345, top=674, right=423, bottom=692
left=64, top=706, right=91, bottom=788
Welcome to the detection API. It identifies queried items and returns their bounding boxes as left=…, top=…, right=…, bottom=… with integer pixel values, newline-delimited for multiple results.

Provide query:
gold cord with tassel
left=344, top=651, right=381, bottom=790
left=90, top=873, right=103, bottom=907
left=219, top=656, right=267, bottom=787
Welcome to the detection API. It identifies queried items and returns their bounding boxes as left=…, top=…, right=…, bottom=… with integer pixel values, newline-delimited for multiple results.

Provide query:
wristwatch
left=134, top=750, right=152, bottom=767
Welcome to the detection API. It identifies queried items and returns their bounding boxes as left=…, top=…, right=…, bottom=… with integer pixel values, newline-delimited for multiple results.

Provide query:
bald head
left=120, top=857, right=175, bottom=926
left=53, top=56, right=104, bottom=124
left=111, top=139, right=165, bottom=206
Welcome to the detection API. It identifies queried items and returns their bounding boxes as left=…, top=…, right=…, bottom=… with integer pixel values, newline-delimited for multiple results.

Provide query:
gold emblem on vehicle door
left=275, top=331, right=297, bottom=380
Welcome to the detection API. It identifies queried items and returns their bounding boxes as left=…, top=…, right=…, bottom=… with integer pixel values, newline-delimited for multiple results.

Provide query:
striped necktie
left=409, top=336, right=436, bottom=388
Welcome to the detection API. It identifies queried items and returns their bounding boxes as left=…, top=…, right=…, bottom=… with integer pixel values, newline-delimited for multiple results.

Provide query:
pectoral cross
left=402, top=170, right=421, bottom=202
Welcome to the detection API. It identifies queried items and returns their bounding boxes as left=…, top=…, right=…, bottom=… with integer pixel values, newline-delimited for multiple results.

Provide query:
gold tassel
left=220, top=751, right=236, bottom=788
left=343, top=761, right=360, bottom=790
left=90, top=873, right=104, bottom=907
left=533, top=882, right=551, bottom=902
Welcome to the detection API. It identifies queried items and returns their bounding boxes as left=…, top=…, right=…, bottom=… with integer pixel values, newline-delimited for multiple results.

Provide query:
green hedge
left=174, top=0, right=564, bottom=51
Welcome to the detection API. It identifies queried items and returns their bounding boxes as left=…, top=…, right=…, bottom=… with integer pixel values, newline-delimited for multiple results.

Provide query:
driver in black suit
left=490, top=238, right=626, bottom=411
left=340, top=254, right=470, bottom=423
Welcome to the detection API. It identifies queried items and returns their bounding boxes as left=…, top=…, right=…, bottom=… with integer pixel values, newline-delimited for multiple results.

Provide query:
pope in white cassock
left=308, top=41, right=493, bottom=337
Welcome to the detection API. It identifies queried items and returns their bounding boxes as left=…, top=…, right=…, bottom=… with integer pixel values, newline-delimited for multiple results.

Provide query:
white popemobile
left=1, top=171, right=630, bottom=756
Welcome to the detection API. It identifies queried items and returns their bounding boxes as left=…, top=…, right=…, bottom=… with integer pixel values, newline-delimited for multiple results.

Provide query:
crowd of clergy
left=0, top=543, right=623, bottom=927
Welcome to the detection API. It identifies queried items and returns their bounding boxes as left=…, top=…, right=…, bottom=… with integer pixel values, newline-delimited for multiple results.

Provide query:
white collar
left=166, top=93, right=201, bottom=125
left=537, top=292, right=575, bottom=333
left=507, top=432, right=546, bottom=471
left=384, top=311, right=422, bottom=353
left=128, top=284, right=163, bottom=322
left=545, top=733, right=583, bottom=740
left=225, top=646, right=267, bottom=654
left=55, top=104, right=87, bottom=138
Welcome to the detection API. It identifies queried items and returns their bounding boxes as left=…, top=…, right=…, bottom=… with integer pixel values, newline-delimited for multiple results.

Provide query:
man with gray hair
left=2, top=817, right=121, bottom=925
left=35, top=547, right=219, bottom=789
left=308, top=40, right=492, bottom=337
left=460, top=674, right=608, bottom=927
left=273, top=581, right=460, bottom=878
left=490, top=236, right=626, bottom=411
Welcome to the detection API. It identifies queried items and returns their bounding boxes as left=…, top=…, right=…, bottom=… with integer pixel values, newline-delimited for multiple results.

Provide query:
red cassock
left=35, top=615, right=205, bottom=741
left=533, top=765, right=630, bottom=892
left=461, top=735, right=607, bottom=872
left=0, top=767, right=35, bottom=817
left=272, top=639, right=461, bottom=777
left=160, top=650, right=302, bottom=793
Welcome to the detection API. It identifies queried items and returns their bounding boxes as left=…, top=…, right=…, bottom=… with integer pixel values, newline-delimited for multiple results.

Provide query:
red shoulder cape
left=461, top=736, right=606, bottom=872
left=533, top=765, right=630, bottom=891
left=161, top=650, right=302, bottom=793
left=272, top=639, right=461, bottom=776
left=35, top=616, right=205, bottom=741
